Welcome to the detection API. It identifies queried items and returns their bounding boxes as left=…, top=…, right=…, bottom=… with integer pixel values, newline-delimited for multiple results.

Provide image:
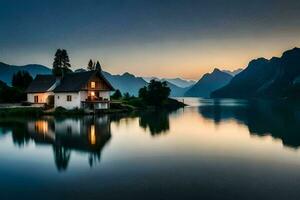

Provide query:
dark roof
left=26, top=74, right=56, bottom=93
left=53, top=70, right=114, bottom=92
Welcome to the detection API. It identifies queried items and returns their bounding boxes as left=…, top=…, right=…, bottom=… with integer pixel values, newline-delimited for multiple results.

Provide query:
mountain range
left=0, top=62, right=189, bottom=97
left=185, top=68, right=233, bottom=97
left=3, top=47, right=300, bottom=99
left=103, top=72, right=189, bottom=97
left=0, top=62, right=51, bottom=85
left=211, top=47, right=300, bottom=99
left=143, top=77, right=196, bottom=88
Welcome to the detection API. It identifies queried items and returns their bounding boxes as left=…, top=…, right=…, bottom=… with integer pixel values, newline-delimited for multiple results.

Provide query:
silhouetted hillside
left=212, top=48, right=300, bottom=99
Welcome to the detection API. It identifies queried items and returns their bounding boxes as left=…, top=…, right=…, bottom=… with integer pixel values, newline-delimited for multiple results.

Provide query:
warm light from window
left=90, top=125, right=96, bottom=145
left=91, top=91, right=95, bottom=96
left=91, top=82, right=96, bottom=88
left=34, top=120, right=48, bottom=135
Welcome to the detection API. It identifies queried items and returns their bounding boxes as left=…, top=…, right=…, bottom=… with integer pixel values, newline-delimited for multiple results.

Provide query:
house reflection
left=25, top=116, right=111, bottom=171
left=198, top=99, right=300, bottom=149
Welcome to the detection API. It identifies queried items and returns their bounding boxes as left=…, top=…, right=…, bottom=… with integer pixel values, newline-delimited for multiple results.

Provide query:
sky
left=1, top=0, right=300, bottom=80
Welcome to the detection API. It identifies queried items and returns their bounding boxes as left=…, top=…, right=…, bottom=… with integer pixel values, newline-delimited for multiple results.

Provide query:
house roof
left=26, top=74, right=56, bottom=93
left=53, top=70, right=114, bottom=92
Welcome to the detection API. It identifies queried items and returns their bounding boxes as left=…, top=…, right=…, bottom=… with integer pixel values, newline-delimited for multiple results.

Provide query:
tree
left=138, top=80, right=171, bottom=106
left=138, top=86, right=147, bottom=100
left=95, top=61, right=102, bottom=71
left=61, top=49, right=71, bottom=69
left=0, top=80, right=24, bottom=103
left=123, top=92, right=131, bottom=100
left=87, top=59, right=95, bottom=71
left=52, top=49, right=72, bottom=76
left=12, top=70, right=33, bottom=90
left=111, top=89, right=122, bottom=100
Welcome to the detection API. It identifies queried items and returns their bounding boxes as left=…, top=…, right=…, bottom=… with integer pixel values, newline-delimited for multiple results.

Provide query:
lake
left=1, top=98, right=300, bottom=200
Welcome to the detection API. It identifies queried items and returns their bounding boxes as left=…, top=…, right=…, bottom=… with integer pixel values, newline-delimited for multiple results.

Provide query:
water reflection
left=110, top=110, right=172, bottom=136
left=198, top=99, right=300, bottom=149
left=139, top=110, right=170, bottom=136
left=0, top=116, right=112, bottom=171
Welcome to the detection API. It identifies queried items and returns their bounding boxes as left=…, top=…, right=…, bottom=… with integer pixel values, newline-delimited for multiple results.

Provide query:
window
left=34, top=95, right=39, bottom=103
left=67, top=95, right=72, bottom=102
left=91, top=81, right=96, bottom=88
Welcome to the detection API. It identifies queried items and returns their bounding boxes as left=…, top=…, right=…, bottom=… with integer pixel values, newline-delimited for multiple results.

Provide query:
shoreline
left=0, top=98, right=186, bottom=117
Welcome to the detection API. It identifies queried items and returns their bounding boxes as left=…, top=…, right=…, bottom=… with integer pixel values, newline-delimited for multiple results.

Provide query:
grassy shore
left=0, top=98, right=185, bottom=117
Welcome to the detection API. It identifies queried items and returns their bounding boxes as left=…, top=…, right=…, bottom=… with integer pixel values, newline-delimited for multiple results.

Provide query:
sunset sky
left=1, top=0, right=300, bottom=80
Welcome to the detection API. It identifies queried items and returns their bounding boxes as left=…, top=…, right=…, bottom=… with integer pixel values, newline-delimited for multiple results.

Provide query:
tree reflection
left=139, top=110, right=170, bottom=136
left=198, top=99, right=300, bottom=149
left=0, top=120, right=31, bottom=147
left=53, top=146, right=71, bottom=171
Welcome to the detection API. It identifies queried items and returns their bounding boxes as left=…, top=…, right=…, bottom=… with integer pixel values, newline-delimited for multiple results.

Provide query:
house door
left=34, top=95, right=39, bottom=103
left=47, top=95, right=54, bottom=107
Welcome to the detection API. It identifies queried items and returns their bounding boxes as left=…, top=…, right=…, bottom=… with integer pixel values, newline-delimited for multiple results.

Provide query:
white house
left=26, top=70, right=114, bottom=110
left=26, top=75, right=57, bottom=105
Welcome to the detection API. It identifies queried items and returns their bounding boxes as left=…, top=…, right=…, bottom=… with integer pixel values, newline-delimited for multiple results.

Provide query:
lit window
left=91, top=81, right=96, bottom=88
left=67, top=95, right=72, bottom=101
left=91, top=91, right=95, bottom=96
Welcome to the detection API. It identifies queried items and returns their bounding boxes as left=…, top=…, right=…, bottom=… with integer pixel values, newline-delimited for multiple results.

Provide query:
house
left=26, top=75, right=58, bottom=105
left=26, top=70, right=114, bottom=110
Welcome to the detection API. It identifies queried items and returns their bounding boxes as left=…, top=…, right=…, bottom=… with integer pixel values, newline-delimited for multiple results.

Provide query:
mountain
left=185, top=68, right=233, bottom=98
left=165, top=81, right=189, bottom=97
left=102, top=72, right=147, bottom=96
left=222, top=68, right=243, bottom=76
left=103, top=72, right=187, bottom=96
left=211, top=47, right=300, bottom=98
left=143, top=77, right=158, bottom=83
left=143, top=77, right=196, bottom=88
left=162, top=78, right=195, bottom=88
left=0, top=62, right=51, bottom=85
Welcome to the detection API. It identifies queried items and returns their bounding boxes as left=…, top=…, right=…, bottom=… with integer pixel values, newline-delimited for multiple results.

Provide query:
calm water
left=1, top=98, right=300, bottom=200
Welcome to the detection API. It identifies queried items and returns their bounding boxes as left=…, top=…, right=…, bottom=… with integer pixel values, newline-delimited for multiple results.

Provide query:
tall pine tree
left=52, top=49, right=71, bottom=76
left=95, top=61, right=102, bottom=71
left=87, top=59, right=95, bottom=71
left=12, top=70, right=33, bottom=90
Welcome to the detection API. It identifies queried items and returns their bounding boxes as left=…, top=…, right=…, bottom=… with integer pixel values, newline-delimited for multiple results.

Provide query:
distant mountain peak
left=282, top=47, right=300, bottom=58
left=222, top=68, right=243, bottom=76
left=122, top=72, right=135, bottom=78
left=185, top=68, right=233, bottom=98
left=212, top=68, right=222, bottom=73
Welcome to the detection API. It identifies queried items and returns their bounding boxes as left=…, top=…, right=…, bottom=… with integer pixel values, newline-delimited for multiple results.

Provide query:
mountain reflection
left=198, top=99, right=300, bottom=149
left=0, top=116, right=111, bottom=171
